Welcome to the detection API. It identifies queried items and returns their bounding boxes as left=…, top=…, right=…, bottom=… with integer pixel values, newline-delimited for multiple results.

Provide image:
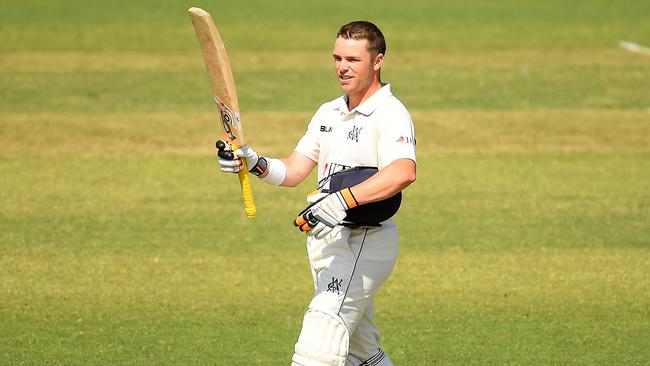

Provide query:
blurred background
left=1, top=0, right=648, bottom=365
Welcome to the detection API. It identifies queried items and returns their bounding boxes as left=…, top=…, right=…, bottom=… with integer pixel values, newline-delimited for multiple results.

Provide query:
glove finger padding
left=294, top=210, right=319, bottom=232
left=310, top=222, right=331, bottom=239
left=218, top=158, right=243, bottom=173
left=216, top=139, right=244, bottom=173
left=293, top=188, right=358, bottom=238
left=294, top=215, right=311, bottom=232
left=215, top=139, right=233, bottom=154
left=293, top=211, right=331, bottom=238
left=217, top=148, right=235, bottom=160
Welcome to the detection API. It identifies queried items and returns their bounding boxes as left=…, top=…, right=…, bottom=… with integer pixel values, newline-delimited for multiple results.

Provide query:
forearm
left=231, top=146, right=314, bottom=187
left=279, top=152, right=317, bottom=187
left=349, top=159, right=416, bottom=205
left=254, top=151, right=314, bottom=187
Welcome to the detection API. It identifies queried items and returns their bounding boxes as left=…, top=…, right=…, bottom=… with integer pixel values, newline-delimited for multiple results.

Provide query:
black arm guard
left=323, top=167, right=402, bottom=227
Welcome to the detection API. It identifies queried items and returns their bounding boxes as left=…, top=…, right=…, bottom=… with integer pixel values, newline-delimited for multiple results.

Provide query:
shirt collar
left=334, top=83, right=392, bottom=116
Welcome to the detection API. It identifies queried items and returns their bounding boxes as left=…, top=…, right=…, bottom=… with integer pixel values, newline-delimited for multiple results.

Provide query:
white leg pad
left=291, top=309, right=350, bottom=366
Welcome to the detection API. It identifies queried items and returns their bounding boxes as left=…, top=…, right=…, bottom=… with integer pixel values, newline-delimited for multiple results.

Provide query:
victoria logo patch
left=327, top=277, right=344, bottom=294
left=347, top=126, right=363, bottom=142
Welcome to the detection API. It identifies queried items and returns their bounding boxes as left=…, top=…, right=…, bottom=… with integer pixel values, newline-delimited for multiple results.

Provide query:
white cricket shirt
left=295, top=83, right=416, bottom=185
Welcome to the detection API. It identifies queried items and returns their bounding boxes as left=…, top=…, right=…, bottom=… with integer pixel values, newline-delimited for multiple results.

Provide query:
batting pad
left=291, top=309, right=350, bottom=366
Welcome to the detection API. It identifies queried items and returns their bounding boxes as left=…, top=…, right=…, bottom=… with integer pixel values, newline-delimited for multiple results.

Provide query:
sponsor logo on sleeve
left=396, top=136, right=416, bottom=145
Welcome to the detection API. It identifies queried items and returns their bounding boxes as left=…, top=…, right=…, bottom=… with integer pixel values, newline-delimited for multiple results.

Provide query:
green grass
left=2, top=50, right=648, bottom=112
left=1, top=0, right=649, bottom=365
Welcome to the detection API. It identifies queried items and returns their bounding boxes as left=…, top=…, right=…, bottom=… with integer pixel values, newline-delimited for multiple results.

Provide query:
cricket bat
left=188, top=7, right=256, bottom=218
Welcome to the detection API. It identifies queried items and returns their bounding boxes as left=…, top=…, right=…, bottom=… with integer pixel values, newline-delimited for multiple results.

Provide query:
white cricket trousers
left=300, top=221, right=398, bottom=365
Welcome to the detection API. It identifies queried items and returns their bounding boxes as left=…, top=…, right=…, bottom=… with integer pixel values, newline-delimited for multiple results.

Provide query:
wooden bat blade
left=188, top=7, right=245, bottom=145
left=189, top=7, right=256, bottom=218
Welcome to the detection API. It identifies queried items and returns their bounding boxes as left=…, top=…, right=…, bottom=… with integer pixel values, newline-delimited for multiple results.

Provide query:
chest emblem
left=347, top=125, right=363, bottom=142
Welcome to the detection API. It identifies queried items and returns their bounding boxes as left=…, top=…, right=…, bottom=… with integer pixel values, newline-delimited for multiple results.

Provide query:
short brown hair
left=336, top=21, right=386, bottom=57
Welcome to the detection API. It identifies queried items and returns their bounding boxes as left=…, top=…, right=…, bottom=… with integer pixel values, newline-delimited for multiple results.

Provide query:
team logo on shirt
left=327, top=277, right=344, bottom=294
left=347, top=125, right=363, bottom=142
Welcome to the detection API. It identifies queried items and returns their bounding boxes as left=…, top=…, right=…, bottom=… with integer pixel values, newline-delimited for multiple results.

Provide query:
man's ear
left=373, top=53, right=384, bottom=71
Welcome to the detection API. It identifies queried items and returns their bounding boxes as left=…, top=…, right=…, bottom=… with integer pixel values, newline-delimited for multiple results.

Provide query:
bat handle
left=230, top=141, right=256, bottom=218
left=238, top=166, right=256, bottom=218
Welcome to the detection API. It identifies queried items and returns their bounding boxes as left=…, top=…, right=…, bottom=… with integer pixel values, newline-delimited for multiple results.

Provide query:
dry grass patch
left=414, top=110, right=650, bottom=155
left=2, top=110, right=647, bottom=157
left=0, top=112, right=310, bottom=157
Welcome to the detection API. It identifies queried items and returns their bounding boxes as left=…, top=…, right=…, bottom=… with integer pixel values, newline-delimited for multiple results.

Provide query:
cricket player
left=217, top=21, right=416, bottom=366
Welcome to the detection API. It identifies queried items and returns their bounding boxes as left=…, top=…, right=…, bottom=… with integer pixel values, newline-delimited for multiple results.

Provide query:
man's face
left=332, top=37, right=382, bottom=97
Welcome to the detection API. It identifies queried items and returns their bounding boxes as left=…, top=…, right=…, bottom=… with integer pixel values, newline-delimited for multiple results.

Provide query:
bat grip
left=231, top=142, right=256, bottom=218
left=238, top=166, right=256, bottom=218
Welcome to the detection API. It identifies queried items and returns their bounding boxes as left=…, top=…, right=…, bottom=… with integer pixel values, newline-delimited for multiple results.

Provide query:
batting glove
left=216, top=140, right=268, bottom=176
left=294, top=188, right=359, bottom=239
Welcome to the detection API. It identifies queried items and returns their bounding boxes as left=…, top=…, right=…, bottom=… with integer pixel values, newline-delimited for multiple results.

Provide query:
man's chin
left=339, top=83, right=354, bottom=94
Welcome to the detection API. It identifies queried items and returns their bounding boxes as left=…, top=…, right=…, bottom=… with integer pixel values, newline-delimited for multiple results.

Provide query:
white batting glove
left=294, top=188, right=359, bottom=239
left=306, top=189, right=328, bottom=204
left=216, top=140, right=261, bottom=174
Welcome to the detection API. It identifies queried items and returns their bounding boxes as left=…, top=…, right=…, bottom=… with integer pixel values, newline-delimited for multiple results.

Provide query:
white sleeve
left=294, top=107, right=323, bottom=162
left=377, top=103, right=416, bottom=168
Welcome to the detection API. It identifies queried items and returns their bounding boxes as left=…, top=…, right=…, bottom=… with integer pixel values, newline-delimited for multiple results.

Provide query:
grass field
left=1, top=0, right=649, bottom=365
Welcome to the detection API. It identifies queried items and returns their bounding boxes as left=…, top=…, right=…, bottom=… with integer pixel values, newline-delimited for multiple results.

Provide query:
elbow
left=390, top=162, right=416, bottom=191
left=278, top=173, right=297, bottom=187
left=281, top=179, right=299, bottom=188
left=401, top=160, right=416, bottom=187
left=394, top=171, right=415, bottom=192
left=409, top=172, right=417, bottom=185
left=403, top=171, right=416, bottom=187
left=279, top=172, right=305, bottom=188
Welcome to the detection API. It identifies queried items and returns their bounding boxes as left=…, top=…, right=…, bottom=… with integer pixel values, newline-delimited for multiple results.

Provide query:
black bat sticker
left=214, top=96, right=238, bottom=141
